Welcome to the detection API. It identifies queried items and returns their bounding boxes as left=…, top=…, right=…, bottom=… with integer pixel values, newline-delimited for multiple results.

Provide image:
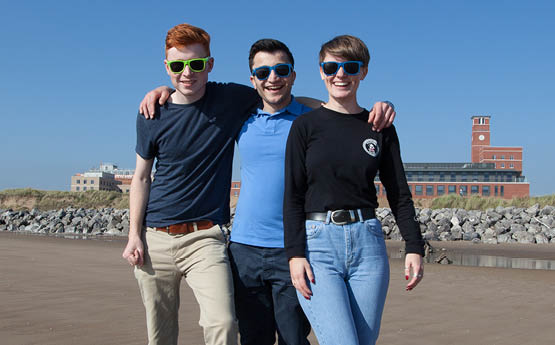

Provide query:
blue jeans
left=228, top=242, right=311, bottom=345
left=298, top=218, right=389, bottom=345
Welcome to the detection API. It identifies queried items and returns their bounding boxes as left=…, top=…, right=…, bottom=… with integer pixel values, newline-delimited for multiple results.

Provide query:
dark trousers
left=228, top=242, right=311, bottom=345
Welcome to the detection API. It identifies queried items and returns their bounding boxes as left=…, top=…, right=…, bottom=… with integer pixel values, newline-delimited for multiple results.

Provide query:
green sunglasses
left=167, top=57, right=211, bottom=74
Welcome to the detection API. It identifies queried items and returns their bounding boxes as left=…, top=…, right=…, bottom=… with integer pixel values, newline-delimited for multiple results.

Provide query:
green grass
left=430, top=194, right=555, bottom=210
left=0, top=188, right=129, bottom=211
left=1, top=188, right=553, bottom=212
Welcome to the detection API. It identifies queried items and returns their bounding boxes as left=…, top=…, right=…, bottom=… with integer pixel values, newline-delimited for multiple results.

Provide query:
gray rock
left=497, top=233, right=512, bottom=243
left=525, top=204, right=540, bottom=216
left=535, top=234, right=549, bottom=244
left=512, top=231, right=535, bottom=244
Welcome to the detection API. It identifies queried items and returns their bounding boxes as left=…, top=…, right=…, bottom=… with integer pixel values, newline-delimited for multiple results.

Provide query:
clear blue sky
left=1, top=0, right=553, bottom=196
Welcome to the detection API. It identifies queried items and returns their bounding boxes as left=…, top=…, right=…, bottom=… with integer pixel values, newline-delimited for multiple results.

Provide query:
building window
left=472, top=174, right=478, bottom=182
left=500, top=163, right=505, bottom=168
left=417, top=172, right=423, bottom=182
left=91, top=180, right=94, bottom=184
left=428, top=172, right=434, bottom=182
left=471, top=185, right=479, bottom=194
left=76, top=179, right=80, bottom=184
left=233, top=191, right=238, bottom=197
left=448, top=185, right=456, bottom=194
left=233, top=183, right=239, bottom=188
left=495, top=186, right=498, bottom=196
left=484, top=173, right=489, bottom=181
left=478, top=117, right=485, bottom=124
left=461, top=173, right=467, bottom=182
left=501, top=155, right=505, bottom=160
left=83, top=187, right=87, bottom=191
left=426, top=185, right=434, bottom=196
left=415, top=185, right=423, bottom=196
left=483, top=186, right=490, bottom=196
left=439, top=172, right=445, bottom=181
left=450, top=173, right=456, bottom=182
left=437, top=185, right=445, bottom=196
left=84, top=180, right=87, bottom=184
left=375, top=184, right=380, bottom=195
left=406, top=172, right=413, bottom=181
left=76, top=186, right=80, bottom=191
left=492, top=155, right=496, bottom=160
left=510, top=163, right=514, bottom=169
left=500, top=186, right=504, bottom=197
left=510, top=155, right=514, bottom=160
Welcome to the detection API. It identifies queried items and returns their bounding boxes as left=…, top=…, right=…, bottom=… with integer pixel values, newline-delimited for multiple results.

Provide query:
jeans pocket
left=364, top=219, right=385, bottom=238
left=305, top=220, right=324, bottom=240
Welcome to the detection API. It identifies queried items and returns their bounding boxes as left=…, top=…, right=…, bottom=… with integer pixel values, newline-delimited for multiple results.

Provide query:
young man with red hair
left=122, top=23, right=259, bottom=345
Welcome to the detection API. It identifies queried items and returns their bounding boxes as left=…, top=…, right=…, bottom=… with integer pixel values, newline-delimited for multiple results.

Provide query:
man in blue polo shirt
left=228, top=39, right=313, bottom=345
left=139, top=39, right=396, bottom=345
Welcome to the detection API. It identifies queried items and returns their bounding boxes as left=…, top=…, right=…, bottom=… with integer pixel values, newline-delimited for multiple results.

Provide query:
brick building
left=374, top=115, right=529, bottom=199
left=70, top=163, right=134, bottom=193
left=231, top=115, right=530, bottom=200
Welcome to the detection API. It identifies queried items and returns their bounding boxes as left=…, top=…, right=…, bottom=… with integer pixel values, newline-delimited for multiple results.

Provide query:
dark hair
left=248, top=38, right=294, bottom=71
left=319, top=35, right=370, bottom=67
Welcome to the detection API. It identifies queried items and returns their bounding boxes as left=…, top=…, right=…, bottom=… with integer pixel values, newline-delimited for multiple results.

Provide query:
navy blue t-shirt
left=135, top=82, right=259, bottom=227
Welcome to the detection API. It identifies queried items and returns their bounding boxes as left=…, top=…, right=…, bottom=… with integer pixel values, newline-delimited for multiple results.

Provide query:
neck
left=323, top=97, right=363, bottom=114
left=262, top=95, right=292, bottom=114
left=169, top=86, right=206, bottom=105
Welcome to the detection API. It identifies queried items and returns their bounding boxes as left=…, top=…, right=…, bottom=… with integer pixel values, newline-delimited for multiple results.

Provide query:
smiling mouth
left=265, top=85, right=284, bottom=91
left=333, top=81, right=349, bottom=87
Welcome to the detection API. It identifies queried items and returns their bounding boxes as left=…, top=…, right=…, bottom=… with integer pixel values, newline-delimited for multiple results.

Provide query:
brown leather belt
left=155, top=220, right=214, bottom=235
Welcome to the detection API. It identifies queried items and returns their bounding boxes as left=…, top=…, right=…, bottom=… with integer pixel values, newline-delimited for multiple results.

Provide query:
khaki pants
left=134, top=225, right=237, bottom=345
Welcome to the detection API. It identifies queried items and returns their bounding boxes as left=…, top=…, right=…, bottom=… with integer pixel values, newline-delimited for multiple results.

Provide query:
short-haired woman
left=284, top=35, right=425, bottom=345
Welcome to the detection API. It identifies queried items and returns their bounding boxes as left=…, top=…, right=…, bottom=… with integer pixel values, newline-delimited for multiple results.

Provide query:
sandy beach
left=1, top=232, right=554, bottom=345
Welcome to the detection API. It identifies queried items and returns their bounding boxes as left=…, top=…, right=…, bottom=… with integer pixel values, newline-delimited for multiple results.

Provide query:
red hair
left=165, top=23, right=211, bottom=57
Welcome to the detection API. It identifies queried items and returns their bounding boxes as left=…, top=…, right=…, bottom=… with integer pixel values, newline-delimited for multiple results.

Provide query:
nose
left=267, top=69, right=280, bottom=82
left=335, top=65, right=347, bottom=77
left=182, top=64, right=194, bottom=76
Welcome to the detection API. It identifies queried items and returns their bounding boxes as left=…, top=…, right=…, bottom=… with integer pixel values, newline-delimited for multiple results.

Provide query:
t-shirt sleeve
left=283, top=118, right=309, bottom=259
left=222, top=82, right=260, bottom=122
left=379, top=126, right=425, bottom=256
left=135, top=113, right=156, bottom=160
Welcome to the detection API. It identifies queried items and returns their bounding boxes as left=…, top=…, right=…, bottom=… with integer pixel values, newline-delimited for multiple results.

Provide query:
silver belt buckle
left=330, top=209, right=351, bottom=225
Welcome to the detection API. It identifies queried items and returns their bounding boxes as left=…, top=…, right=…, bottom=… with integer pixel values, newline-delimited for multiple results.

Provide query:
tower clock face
left=478, top=135, right=485, bottom=141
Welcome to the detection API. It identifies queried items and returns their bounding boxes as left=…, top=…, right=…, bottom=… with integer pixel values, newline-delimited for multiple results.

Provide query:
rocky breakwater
left=0, top=208, right=129, bottom=236
left=1, top=205, right=554, bottom=244
left=378, top=204, right=555, bottom=244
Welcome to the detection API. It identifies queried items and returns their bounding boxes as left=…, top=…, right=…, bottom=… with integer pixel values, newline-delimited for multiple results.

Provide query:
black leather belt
left=306, top=208, right=376, bottom=225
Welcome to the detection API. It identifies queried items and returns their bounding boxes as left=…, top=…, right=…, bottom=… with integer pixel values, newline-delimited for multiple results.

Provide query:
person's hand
left=122, top=235, right=145, bottom=267
left=139, top=86, right=173, bottom=119
left=404, top=253, right=424, bottom=291
left=368, top=101, right=396, bottom=132
left=289, top=257, right=314, bottom=299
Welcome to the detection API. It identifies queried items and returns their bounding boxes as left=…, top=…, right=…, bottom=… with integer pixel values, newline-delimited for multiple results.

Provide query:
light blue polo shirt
left=231, top=97, right=312, bottom=248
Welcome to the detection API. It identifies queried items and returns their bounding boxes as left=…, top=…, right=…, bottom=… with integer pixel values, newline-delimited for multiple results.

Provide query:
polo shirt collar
left=255, top=95, right=303, bottom=117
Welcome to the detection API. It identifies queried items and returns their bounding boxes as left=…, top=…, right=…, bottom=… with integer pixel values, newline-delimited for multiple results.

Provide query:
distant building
left=70, top=163, right=133, bottom=193
left=232, top=115, right=530, bottom=200
left=70, top=171, right=122, bottom=192
left=374, top=115, right=529, bottom=199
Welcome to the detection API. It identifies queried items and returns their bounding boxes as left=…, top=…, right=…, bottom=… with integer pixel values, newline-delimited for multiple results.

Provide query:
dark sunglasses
left=320, top=61, right=363, bottom=76
left=252, top=63, right=293, bottom=80
left=167, top=57, right=211, bottom=74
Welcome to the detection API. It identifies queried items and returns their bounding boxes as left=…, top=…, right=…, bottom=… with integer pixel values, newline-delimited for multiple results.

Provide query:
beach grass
left=1, top=188, right=553, bottom=211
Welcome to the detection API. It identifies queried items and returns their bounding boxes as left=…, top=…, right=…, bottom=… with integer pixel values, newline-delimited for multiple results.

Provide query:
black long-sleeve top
left=283, top=106, right=424, bottom=259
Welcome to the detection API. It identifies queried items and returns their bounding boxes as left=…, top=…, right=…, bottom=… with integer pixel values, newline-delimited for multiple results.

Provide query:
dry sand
left=1, top=233, right=554, bottom=345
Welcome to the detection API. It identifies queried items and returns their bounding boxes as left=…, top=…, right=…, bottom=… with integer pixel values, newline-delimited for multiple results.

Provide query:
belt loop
left=349, top=210, right=356, bottom=223
left=193, top=222, right=198, bottom=231
left=356, top=209, right=363, bottom=222
left=325, top=211, right=332, bottom=224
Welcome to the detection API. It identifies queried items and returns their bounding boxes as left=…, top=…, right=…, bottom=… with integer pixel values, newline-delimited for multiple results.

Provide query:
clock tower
left=471, top=115, right=490, bottom=163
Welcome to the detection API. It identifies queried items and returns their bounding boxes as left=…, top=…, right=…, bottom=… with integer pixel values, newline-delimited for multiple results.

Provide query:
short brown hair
left=319, top=35, right=370, bottom=67
left=165, top=23, right=211, bottom=57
